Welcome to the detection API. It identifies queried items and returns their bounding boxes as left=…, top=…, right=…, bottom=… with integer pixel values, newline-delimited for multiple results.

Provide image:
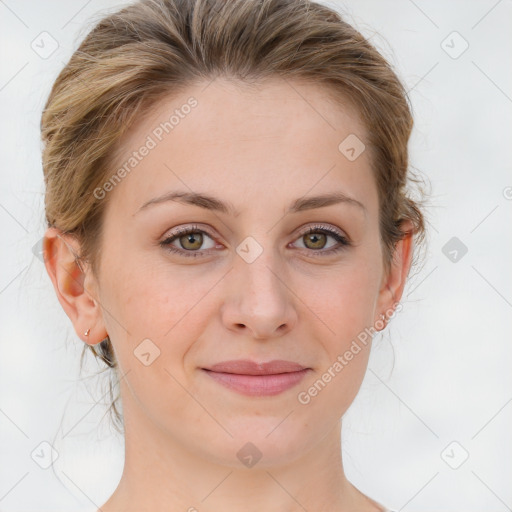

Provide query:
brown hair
left=41, top=0, right=427, bottom=433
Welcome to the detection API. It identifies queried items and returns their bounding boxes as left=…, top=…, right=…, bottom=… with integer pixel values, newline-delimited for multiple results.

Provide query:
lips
left=202, top=359, right=310, bottom=396
left=206, top=359, right=307, bottom=375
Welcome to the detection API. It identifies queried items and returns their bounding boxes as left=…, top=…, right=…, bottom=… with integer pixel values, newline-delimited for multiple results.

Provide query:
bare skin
left=44, top=77, right=412, bottom=512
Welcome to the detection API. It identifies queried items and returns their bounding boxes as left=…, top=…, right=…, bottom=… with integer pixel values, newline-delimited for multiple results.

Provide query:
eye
left=291, top=225, right=351, bottom=256
left=160, top=223, right=351, bottom=259
left=160, top=224, right=218, bottom=258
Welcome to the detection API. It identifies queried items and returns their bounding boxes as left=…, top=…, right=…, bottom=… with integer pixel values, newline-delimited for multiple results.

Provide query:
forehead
left=104, top=77, right=377, bottom=218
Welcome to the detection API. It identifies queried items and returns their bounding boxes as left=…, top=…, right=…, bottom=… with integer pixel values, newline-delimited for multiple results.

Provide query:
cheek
left=97, top=251, right=218, bottom=364
left=96, top=258, right=216, bottom=412
left=310, top=258, right=381, bottom=341
left=303, top=256, right=381, bottom=403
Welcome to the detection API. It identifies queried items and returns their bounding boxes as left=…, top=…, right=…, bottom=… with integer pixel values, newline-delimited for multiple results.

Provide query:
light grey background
left=1, top=0, right=511, bottom=510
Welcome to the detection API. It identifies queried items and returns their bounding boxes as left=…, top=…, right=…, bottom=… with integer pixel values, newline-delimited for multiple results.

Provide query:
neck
left=99, top=395, right=381, bottom=512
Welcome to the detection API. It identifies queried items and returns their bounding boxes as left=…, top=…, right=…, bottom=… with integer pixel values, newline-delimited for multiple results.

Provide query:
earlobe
left=43, top=227, right=107, bottom=345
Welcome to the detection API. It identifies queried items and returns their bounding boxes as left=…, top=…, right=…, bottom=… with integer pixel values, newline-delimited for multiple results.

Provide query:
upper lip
left=204, top=359, right=308, bottom=375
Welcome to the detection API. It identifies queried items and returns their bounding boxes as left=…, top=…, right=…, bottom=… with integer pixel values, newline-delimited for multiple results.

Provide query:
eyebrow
left=135, top=190, right=366, bottom=216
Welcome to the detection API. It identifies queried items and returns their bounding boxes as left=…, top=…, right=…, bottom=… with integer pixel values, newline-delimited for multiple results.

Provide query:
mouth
left=201, top=360, right=311, bottom=397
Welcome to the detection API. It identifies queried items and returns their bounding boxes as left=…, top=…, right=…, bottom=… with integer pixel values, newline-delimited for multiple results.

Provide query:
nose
left=220, top=246, right=297, bottom=340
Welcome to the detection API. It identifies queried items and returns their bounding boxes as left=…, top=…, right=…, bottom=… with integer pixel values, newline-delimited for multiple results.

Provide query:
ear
left=375, top=219, right=414, bottom=326
left=43, top=227, right=107, bottom=345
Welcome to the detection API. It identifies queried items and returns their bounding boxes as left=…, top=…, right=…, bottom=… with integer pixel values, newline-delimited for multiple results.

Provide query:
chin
left=200, top=416, right=315, bottom=469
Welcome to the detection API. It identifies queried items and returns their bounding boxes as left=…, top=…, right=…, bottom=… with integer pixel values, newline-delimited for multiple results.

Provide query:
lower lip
left=202, top=368, right=310, bottom=396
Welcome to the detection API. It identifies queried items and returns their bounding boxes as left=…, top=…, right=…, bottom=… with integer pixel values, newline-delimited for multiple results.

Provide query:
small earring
left=380, top=313, right=386, bottom=322
left=84, top=328, right=91, bottom=337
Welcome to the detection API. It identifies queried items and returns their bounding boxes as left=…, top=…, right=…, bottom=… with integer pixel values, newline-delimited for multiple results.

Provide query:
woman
left=41, top=0, right=425, bottom=510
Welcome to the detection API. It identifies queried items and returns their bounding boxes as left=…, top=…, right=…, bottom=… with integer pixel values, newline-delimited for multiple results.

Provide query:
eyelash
left=159, top=224, right=351, bottom=258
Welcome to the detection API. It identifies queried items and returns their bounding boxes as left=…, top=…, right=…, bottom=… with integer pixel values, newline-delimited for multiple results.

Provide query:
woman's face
left=60, top=78, right=409, bottom=467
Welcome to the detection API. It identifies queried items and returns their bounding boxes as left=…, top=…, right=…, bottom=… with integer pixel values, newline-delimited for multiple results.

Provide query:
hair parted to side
left=41, top=0, right=427, bottom=433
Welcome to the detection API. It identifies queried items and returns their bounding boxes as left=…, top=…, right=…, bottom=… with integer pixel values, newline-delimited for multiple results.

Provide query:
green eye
left=293, top=225, right=350, bottom=256
left=160, top=224, right=350, bottom=259
left=160, top=225, right=216, bottom=257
